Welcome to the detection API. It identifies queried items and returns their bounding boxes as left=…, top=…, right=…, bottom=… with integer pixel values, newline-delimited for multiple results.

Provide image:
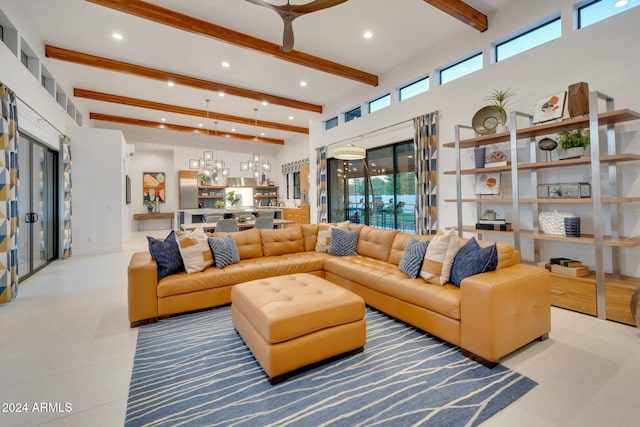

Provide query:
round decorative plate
left=472, top=106, right=507, bottom=135
left=538, top=137, right=558, bottom=151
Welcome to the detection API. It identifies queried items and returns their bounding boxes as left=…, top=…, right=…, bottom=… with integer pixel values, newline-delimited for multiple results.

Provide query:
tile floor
left=0, top=230, right=639, bottom=426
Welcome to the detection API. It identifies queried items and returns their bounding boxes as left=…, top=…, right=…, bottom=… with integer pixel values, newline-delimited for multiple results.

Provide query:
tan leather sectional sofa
left=128, top=224, right=550, bottom=366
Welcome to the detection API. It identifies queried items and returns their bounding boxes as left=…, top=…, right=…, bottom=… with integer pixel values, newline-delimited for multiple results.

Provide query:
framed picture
left=474, top=173, right=501, bottom=195
left=533, top=91, right=567, bottom=123
left=125, top=175, right=131, bottom=205
left=143, top=172, right=166, bottom=204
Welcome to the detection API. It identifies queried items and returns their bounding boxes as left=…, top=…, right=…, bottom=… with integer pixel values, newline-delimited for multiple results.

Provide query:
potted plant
left=483, top=208, right=497, bottom=221
left=214, top=200, right=225, bottom=209
left=484, top=88, right=516, bottom=114
left=556, top=128, right=590, bottom=159
left=226, top=191, right=240, bottom=207
left=484, top=88, right=516, bottom=132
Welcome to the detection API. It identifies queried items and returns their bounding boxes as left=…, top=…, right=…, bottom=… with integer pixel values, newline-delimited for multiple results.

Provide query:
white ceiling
left=9, top=0, right=511, bottom=145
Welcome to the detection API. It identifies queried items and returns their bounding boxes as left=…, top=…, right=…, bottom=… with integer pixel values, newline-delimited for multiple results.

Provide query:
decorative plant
left=483, top=208, right=496, bottom=220
left=214, top=200, right=225, bottom=209
left=484, top=88, right=516, bottom=113
left=226, top=191, right=240, bottom=207
left=557, top=128, right=590, bottom=149
left=199, top=173, right=211, bottom=186
left=552, top=187, right=564, bottom=197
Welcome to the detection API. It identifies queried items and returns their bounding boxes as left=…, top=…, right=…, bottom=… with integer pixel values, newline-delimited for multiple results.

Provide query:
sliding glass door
left=18, top=133, right=59, bottom=279
left=328, top=140, right=415, bottom=232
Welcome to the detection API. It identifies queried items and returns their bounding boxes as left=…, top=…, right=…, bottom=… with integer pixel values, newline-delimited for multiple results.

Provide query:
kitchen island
left=178, top=208, right=283, bottom=226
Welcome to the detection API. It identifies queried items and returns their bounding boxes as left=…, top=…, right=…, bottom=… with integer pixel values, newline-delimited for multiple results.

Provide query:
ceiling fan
left=245, top=0, right=348, bottom=52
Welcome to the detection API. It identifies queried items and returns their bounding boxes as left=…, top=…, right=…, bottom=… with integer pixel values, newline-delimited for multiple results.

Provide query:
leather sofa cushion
left=214, top=228, right=263, bottom=259
left=260, top=226, right=305, bottom=256
left=356, top=226, right=398, bottom=262
left=324, top=255, right=460, bottom=319
left=157, top=252, right=330, bottom=298
left=300, top=224, right=319, bottom=251
left=388, top=233, right=432, bottom=265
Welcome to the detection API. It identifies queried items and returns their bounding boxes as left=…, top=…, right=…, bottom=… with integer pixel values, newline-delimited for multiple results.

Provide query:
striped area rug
left=126, top=307, right=535, bottom=426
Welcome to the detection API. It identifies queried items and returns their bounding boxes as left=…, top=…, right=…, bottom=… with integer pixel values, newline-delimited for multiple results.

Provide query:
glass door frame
left=18, top=132, right=59, bottom=280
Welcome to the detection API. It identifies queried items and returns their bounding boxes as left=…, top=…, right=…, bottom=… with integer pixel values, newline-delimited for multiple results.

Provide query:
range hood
left=225, top=177, right=258, bottom=187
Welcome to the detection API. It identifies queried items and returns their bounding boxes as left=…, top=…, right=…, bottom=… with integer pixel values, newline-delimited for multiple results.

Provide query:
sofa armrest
left=460, top=264, right=550, bottom=364
left=128, top=251, right=159, bottom=327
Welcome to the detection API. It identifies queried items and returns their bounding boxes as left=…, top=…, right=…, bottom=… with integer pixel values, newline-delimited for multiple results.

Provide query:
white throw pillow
left=419, top=229, right=461, bottom=285
left=315, top=220, right=349, bottom=252
left=175, top=228, right=214, bottom=273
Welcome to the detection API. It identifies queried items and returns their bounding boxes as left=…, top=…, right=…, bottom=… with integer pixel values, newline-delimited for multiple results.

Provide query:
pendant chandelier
left=189, top=99, right=229, bottom=184
left=240, top=108, right=271, bottom=179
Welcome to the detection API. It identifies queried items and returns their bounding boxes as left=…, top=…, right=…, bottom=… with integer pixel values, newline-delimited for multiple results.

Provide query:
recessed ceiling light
left=221, top=61, right=230, bottom=68
left=219, top=92, right=225, bottom=97
left=261, top=132, right=265, bottom=136
left=262, top=101, right=268, bottom=106
left=363, top=31, right=373, bottom=39
left=167, top=81, right=174, bottom=87
left=112, top=33, right=123, bottom=40
left=161, top=118, right=166, bottom=122
left=289, top=116, right=294, bottom=120
left=231, top=128, right=236, bottom=132
left=615, top=0, right=628, bottom=7
left=198, top=123, right=203, bottom=127
left=300, top=81, right=307, bottom=87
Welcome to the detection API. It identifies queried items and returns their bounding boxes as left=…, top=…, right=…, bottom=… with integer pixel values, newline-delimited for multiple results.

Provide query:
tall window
left=495, top=17, right=561, bottom=62
left=327, top=141, right=415, bottom=233
left=578, top=0, right=639, bottom=29
left=293, top=172, right=301, bottom=199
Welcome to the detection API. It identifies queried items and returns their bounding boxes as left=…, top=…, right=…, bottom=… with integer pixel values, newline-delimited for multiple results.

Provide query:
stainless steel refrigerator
left=179, top=176, right=198, bottom=209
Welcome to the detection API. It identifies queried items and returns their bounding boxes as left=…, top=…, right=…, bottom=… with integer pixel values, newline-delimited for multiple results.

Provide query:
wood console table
left=133, top=212, right=174, bottom=231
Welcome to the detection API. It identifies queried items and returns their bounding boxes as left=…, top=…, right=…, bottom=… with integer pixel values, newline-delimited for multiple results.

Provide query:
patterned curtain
left=0, top=83, right=19, bottom=304
left=62, top=136, right=72, bottom=258
left=414, top=113, right=438, bottom=235
left=316, top=146, right=327, bottom=223
left=281, top=158, right=309, bottom=174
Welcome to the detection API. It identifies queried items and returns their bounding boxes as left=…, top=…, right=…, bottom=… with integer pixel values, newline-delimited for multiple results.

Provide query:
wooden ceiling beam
left=46, top=45, right=323, bottom=113
left=85, top=0, right=378, bottom=86
left=89, top=113, right=285, bottom=145
left=74, top=88, right=309, bottom=134
left=422, top=0, right=487, bottom=32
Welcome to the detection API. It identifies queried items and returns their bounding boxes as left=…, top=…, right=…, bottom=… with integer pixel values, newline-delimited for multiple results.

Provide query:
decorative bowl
left=472, top=106, right=507, bottom=135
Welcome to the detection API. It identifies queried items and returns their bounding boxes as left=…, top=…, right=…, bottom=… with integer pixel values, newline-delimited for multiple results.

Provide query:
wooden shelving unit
left=444, top=92, right=640, bottom=325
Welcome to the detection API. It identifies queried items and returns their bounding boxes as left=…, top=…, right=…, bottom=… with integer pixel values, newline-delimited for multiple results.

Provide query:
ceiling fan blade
left=291, top=0, right=349, bottom=15
left=244, top=0, right=279, bottom=13
left=282, top=20, right=294, bottom=52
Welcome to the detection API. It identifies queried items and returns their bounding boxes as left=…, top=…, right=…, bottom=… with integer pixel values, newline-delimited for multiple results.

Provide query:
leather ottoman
left=231, top=273, right=366, bottom=384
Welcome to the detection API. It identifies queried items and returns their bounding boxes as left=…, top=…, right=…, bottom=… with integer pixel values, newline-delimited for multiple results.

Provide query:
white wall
left=308, top=1, right=640, bottom=276
left=67, top=127, right=126, bottom=254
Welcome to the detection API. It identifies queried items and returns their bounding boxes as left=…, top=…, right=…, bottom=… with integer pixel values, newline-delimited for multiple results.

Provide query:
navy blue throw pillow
left=208, top=235, right=240, bottom=269
left=398, top=239, right=429, bottom=279
left=450, top=237, right=498, bottom=286
left=328, top=228, right=359, bottom=256
left=147, top=231, right=185, bottom=281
